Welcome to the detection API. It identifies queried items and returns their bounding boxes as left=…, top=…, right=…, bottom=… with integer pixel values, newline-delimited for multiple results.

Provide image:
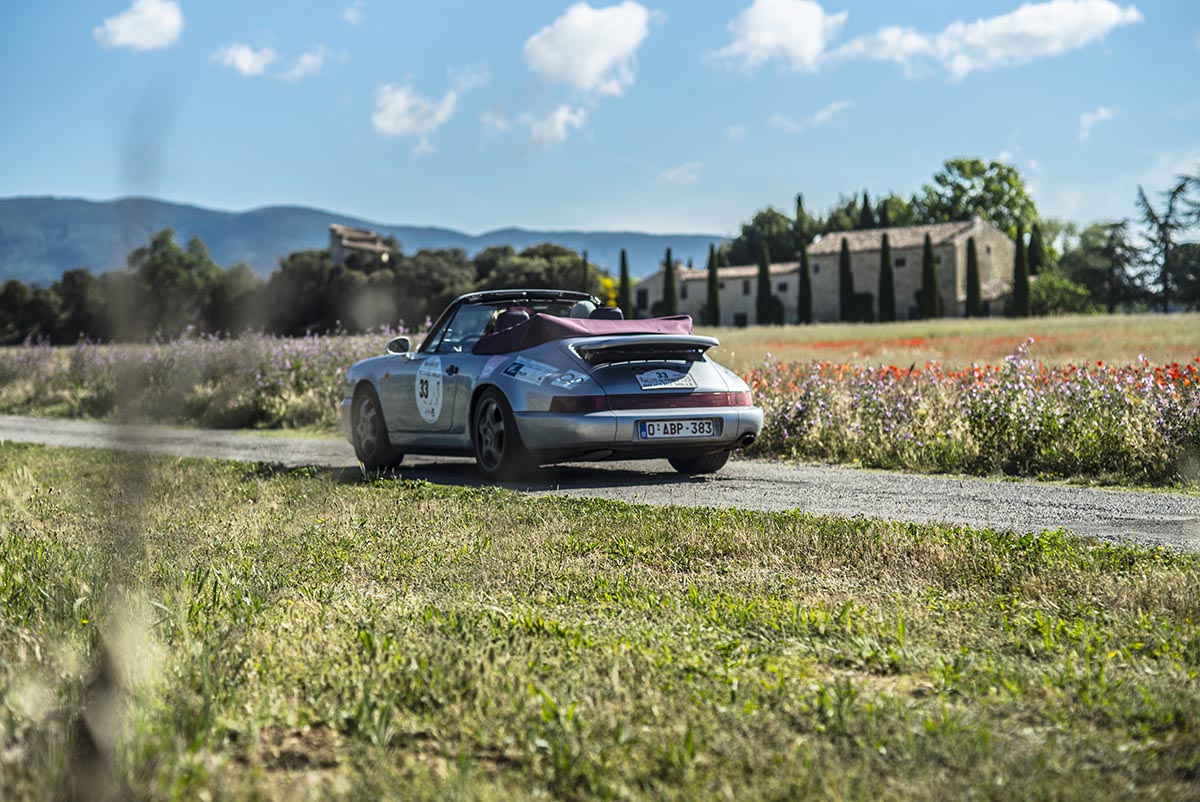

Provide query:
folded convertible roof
left=472, top=313, right=694, bottom=355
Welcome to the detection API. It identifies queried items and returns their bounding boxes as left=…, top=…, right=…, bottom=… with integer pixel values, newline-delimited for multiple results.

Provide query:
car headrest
left=494, top=309, right=531, bottom=331
left=590, top=307, right=624, bottom=320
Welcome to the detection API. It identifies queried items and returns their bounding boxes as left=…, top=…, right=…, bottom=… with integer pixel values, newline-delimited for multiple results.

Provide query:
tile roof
left=677, top=263, right=798, bottom=282
left=806, top=220, right=977, bottom=256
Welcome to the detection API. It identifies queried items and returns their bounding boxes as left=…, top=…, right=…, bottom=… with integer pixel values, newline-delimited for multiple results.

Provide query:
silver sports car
left=341, top=289, right=763, bottom=479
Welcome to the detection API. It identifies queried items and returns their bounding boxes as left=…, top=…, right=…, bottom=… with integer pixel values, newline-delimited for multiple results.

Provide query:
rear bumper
left=515, top=406, right=764, bottom=461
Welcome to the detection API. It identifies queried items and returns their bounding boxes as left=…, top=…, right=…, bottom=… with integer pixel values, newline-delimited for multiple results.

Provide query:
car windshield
left=423, top=298, right=582, bottom=353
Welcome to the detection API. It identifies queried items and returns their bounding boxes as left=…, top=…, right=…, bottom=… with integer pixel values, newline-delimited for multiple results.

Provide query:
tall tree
left=1137, top=174, right=1197, bottom=313
left=858, top=191, right=875, bottom=230
left=1011, top=223, right=1030, bottom=317
left=965, top=237, right=982, bottom=317
left=913, top=158, right=1038, bottom=237
left=662, top=247, right=678, bottom=316
left=798, top=241, right=812, bottom=324
left=794, top=192, right=817, bottom=247
left=756, top=242, right=773, bottom=325
left=878, top=234, right=895, bottom=322
left=617, top=249, right=632, bottom=318
left=919, top=233, right=942, bottom=319
left=705, top=243, right=720, bottom=326
left=878, top=197, right=891, bottom=229
left=580, top=249, right=589, bottom=291
left=1027, top=224, right=1046, bottom=276
left=838, top=238, right=854, bottom=321
left=727, top=207, right=796, bottom=266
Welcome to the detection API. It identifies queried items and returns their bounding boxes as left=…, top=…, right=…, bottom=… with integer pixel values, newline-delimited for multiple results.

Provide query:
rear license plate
left=638, top=419, right=717, bottom=439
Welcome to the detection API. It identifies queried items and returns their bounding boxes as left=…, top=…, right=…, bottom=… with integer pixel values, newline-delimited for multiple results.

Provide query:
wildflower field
left=1, top=314, right=1197, bottom=486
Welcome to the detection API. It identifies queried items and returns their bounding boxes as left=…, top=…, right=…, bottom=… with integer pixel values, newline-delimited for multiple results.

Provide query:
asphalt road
left=2, top=414, right=1198, bottom=550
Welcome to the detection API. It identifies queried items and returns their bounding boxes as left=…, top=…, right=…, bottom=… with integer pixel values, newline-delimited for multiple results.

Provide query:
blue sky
left=1, top=0, right=1197, bottom=235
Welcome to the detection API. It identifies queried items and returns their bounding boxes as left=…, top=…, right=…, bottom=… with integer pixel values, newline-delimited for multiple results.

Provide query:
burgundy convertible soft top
left=472, top=313, right=693, bottom=355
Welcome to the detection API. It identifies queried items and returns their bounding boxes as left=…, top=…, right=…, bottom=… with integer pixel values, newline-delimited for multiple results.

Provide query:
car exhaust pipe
left=740, top=433, right=756, bottom=448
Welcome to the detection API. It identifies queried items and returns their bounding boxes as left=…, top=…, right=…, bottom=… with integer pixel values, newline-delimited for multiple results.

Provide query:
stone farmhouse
left=329, top=224, right=394, bottom=267
left=635, top=218, right=1015, bottom=325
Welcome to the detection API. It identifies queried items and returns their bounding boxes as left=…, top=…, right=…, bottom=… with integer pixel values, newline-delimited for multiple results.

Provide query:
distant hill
left=0, top=196, right=726, bottom=286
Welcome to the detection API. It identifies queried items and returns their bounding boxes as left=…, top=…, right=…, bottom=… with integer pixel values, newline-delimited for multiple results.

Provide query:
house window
left=636, top=288, right=648, bottom=310
left=777, top=282, right=788, bottom=293
left=986, top=245, right=992, bottom=255
left=680, top=283, right=688, bottom=299
left=719, top=281, right=725, bottom=290
left=894, top=257, right=907, bottom=267
left=733, top=313, right=748, bottom=327
left=742, top=280, right=751, bottom=295
left=935, top=255, right=942, bottom=264
left=813, top=264, right=821, bottom=274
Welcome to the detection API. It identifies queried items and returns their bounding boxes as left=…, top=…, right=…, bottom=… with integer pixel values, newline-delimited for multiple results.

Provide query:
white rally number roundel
left=415, top=356, right=443, bottom=423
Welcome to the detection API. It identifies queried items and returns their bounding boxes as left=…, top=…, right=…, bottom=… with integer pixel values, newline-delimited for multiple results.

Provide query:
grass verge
left=2, top=443, right=1199, bottom=800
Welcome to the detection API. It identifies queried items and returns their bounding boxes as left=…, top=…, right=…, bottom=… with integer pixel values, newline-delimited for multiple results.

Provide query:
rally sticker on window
left=635, top=368, right=697, bottom=390
left=415, top=356, right=443, bottom=423
left=550, top=370, right=590, bottom=389
left=501, top=358, right=557, bottom=386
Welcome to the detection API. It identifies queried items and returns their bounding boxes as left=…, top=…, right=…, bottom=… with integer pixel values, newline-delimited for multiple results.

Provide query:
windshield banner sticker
left=635, top=368, right=697, bottom=390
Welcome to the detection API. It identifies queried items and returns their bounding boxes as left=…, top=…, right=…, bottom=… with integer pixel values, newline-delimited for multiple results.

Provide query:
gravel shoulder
left=3, top=414, right=1197, bottom=550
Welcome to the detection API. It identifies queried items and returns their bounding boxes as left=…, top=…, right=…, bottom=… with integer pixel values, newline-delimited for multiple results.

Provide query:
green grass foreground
left=2, top=443, right=1198, bottom=800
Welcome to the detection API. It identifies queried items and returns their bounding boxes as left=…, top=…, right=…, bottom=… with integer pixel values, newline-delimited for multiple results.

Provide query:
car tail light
left=607, top=391, right=754, bottom=410
left=549, top=395, right=610, bottom=413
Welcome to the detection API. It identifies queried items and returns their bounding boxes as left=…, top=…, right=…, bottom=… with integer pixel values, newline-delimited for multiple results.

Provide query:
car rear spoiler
left=570, top=334, right=719, bottom=366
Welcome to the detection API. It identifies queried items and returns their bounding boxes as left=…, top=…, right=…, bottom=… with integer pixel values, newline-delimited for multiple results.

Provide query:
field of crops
left=3, top=443, right=1199, bottom=800
left=2, top=314, right=1198, bottom=486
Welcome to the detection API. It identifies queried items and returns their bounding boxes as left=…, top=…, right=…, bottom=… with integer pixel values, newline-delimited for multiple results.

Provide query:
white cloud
left=835, top=0, right=1143, bottom=80
left=281, top=46, right=330, bottom=81
left=660, top=161, right=701, bottom=186
left=212, top=43, right=278, bottom=77
left=371, top=69, right=489, bottom=154
left=481, top=110, right=512, bottom=133
left=372, top=83, right=457, bottom=155
left=342, top=1, right=365, bottom=26
left=726, top=125, right=748, bottom=140
left=520, top=105, right=588, bottom=148
left=93, top=0, right=183, bottom=50
left=1078, top=105, right=1119, bottom=140
left=771, top=99, right=853, bottom=133
left=997, top=149, right=1014, bottom=162
left=524, top=2, right=651, bottom=96
left=716, top=0, right=847, bottom=72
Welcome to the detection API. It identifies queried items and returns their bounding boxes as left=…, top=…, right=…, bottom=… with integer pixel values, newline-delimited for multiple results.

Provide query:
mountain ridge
left=0, top=195, right=727, bottom=286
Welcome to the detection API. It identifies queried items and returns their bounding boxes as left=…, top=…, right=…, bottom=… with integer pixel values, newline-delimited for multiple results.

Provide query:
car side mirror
left=386, top=336, right=411, bottom=355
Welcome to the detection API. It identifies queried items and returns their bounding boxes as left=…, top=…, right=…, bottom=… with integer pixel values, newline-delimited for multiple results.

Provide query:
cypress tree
left=794, top=192, right=809, bottom=246
left=756, top=242, right=773, bottom=325
left=798, top=242, right=812, bottom=324
left=705, top=243, right=720, bottom=326
left=919, top=233, right=942, bottom=319
left=878, top=197, right=890, bottom=229
left=878, top=233, right=895, bottom=322
left=662, top=247, right=678, bottom=316
left=617, top=248, right=632, bottom=318
left=581, top=249, right=589, bottom=291
left=1027, top=223, right=1045, bottom=276
left=1012, top=224, right=1030, bottom=317
left=965, top=237, right=982, bottom=317
left=858, top=191, right=875, bottom=230
left=838, top=237, right=854, bottom=321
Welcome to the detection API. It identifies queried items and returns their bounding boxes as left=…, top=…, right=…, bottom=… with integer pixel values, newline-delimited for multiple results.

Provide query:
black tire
left=472, top=388, right=535, bottom=481
left=668, top=451, right=730, bottom=475
left=352, top=386, right=402, bottom=470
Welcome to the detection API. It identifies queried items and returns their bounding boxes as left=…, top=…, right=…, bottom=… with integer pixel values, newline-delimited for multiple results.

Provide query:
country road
left=2, top=414, right=1198, bottom=550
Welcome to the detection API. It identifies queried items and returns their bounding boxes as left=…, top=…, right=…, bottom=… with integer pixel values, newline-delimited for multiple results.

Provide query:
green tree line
left=0, top=232, right=616, bottom=344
